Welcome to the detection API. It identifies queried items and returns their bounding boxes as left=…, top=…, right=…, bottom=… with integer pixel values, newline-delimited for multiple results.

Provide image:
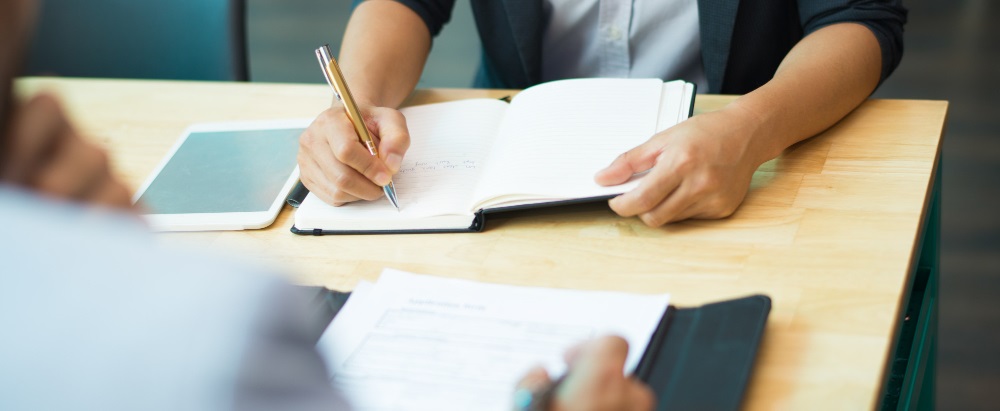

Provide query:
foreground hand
left=1, top=94, right=132, bottom=209
left=595, top=107, right=764, bottom=227
left=297, top=102, right=410, bottom=206
left=514, top=336, right=654, bottom=411
left=1, top=0, right=37, bottom=134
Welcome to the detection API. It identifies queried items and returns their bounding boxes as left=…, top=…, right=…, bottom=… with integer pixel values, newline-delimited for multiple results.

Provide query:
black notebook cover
left=303, top=287, right=770, bottom=411
left=287, top=192, right=617, bottom=235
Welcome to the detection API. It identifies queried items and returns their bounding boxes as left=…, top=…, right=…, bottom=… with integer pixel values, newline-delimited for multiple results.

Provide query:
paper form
left=316, top=269, right=670, bottom=411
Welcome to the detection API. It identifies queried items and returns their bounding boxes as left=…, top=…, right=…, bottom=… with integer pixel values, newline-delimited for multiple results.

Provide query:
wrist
left=331, top=92, right=381, bottom=110
left=352, top=93, right=385, bottom=109
left=338, top=68, right=409, bottom=109
left=721, top=99, right=778, bottom=167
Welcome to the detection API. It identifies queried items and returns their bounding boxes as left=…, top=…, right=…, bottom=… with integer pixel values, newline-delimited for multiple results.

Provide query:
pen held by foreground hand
left=314, top=44, right=400, bottom=211
left=513, top=372, right=565, bottom=411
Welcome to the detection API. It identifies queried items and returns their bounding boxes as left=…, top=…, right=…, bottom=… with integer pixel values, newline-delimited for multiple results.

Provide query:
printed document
left=316, top=269, right=670, bottom=411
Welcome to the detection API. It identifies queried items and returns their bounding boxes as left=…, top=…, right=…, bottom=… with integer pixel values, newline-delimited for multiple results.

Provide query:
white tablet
left=133, top=119, right=309, bottom=231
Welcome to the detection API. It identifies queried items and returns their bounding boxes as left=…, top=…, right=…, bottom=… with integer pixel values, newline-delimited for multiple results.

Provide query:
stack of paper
left=316, top=269, right=670, bottom=411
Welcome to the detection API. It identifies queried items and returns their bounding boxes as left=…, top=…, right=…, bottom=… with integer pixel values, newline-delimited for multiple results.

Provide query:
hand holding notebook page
left=292, top=78, right=696, bottom=233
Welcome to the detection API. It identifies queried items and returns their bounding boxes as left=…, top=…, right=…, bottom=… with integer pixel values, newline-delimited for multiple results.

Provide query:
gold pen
left=314, top=44, right=400, bottom=210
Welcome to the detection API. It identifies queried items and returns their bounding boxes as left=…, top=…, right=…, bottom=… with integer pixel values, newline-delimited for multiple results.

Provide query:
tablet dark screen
left=137, top=128, right=301, bottom=214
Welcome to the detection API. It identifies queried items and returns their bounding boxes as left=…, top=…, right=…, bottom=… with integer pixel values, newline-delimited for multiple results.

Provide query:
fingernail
left=386, top=153, right=402, bottom=173
left=608, top=196, right=620, bottom=208
left=375, top=172, right=391, bottom=186
left=609, top=194, right=627, bottom=209
left=595, top=168, right=611, bottom=181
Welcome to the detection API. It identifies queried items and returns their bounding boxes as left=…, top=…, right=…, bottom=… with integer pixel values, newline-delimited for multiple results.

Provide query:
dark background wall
left=247, top=0, right=1000, bottom=408
left=248, top=0, right=478, bottom=86
left=870, top=1, right=1000, bottom=408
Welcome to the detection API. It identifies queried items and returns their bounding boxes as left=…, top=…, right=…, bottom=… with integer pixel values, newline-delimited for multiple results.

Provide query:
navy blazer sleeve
left=798, top=0, right=908, bottom=83
left=386, top=0, right=456, bottom=37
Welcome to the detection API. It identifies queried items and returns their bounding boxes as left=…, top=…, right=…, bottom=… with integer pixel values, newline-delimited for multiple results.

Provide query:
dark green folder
left=304, top=289, right=771, bottom=411
left=636, top=295, right=771, bottom=411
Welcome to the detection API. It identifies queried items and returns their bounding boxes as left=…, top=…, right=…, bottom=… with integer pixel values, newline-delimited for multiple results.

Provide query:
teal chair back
left=25, top=0, right=248, bottom=81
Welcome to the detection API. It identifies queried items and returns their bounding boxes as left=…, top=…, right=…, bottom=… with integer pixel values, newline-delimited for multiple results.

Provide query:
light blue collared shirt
left=541, top=0, right=708, bottom=91
left=0, top=186, right=346, bottom=410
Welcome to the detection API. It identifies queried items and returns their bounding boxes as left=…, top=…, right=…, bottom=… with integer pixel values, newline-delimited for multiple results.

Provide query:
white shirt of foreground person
left=0, top=186, right=347, bottom=411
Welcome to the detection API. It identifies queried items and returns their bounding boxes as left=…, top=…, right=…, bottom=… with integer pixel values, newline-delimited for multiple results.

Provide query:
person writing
left=297, top=0, right=905, bottom=226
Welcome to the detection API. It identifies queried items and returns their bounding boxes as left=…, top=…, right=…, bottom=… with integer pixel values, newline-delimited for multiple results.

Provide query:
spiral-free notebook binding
left=304, top=288, right=770, bottom=411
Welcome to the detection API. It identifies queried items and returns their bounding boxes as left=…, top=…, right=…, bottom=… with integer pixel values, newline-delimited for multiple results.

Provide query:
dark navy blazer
left=388, top=0, right=907, bottom=94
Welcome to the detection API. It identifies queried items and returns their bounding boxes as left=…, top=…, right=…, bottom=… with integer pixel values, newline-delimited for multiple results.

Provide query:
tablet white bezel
left=132, top=119, right=311, bottom=232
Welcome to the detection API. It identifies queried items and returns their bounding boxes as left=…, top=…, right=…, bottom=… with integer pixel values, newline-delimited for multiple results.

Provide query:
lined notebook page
left=471, top=78, right=664, bottom=209
left=294, top=99, right=507, bottom=230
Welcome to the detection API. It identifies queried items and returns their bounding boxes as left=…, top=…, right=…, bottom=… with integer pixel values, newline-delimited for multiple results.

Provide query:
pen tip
left=384, top=183, right=400, bottom=211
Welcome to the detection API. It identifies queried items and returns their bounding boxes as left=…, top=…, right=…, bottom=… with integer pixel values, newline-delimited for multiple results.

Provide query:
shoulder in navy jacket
left=380, top=0, right=906, bottom=94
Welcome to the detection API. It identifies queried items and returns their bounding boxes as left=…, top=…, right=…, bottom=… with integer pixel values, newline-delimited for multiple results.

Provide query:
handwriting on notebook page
left=390, top=100, right=506, bottom=212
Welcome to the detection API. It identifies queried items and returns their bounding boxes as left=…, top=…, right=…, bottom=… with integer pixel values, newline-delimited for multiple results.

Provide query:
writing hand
left=297, top=102, right=409, bottom=206
left=514, top=336, right=655, bottom=411
left=1, top=94, right=132, bottom=209
left=595, top=108, right=763, bottom=227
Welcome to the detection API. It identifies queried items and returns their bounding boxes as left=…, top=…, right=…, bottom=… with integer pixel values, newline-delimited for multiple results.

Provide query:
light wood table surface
left=16, top=77, right=946, bottom=410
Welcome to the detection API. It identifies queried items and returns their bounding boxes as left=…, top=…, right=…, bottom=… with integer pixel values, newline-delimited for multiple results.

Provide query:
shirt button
left=607, top=26, right=623, bottom=41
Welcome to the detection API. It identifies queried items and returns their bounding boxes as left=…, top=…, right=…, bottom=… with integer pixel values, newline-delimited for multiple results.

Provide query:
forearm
left=727, top=23, right=883, bottom=165
left=596, top=23, right=888, bottom=225
left=1, top=0, right=37, bottom=164
left=338, top=0, right=432, bottom=108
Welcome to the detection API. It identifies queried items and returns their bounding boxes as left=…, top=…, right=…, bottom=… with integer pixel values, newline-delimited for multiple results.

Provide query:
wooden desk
left=16, top=78, right=945, bottom=410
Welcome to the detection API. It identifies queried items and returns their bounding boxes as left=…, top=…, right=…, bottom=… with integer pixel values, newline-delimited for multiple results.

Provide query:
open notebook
left=292, top=78, right=695, bottom=234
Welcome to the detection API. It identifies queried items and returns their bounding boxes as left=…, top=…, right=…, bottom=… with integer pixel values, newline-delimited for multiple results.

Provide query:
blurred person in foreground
left=0, top=1, right=653, bottom=410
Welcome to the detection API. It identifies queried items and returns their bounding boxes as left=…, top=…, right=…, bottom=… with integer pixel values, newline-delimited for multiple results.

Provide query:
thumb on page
left=595, top=141, right=661, bottom=186
left=368, top=107, right=410, bottom=174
